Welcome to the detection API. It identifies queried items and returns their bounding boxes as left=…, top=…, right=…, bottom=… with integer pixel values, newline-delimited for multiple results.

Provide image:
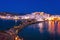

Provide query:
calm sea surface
left=0, top=19, right=60, bottom=40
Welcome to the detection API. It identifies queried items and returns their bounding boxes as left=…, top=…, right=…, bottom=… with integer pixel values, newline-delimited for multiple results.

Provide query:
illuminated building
left=0, top=12, right=60, bottom=40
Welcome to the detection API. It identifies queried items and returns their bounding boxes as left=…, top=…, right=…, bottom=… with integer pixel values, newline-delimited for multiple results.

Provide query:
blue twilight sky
left=0, top=0, right=60, bottom=15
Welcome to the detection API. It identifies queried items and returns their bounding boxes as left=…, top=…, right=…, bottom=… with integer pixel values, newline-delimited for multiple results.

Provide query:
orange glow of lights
left=15, top=36, right=21, bottom=40
left=48, top=21, right=55, bottom=34
left=57, top=21, right=60, bottom=34
left=54, top=17, right=58, bottom=21
left=47, top=17, right=60, bottom=21
left=46, top=17, right=54, bottom=21
left=57, top=17, right=60, bottom=20
left=1, top=16, right=6, bottom=19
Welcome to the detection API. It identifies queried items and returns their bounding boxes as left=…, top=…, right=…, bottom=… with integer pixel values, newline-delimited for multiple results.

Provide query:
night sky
left=0, top=0, right=60, bottom=15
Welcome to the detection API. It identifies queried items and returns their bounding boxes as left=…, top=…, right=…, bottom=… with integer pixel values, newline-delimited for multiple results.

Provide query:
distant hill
left=0, top=12, right=30, bottom=16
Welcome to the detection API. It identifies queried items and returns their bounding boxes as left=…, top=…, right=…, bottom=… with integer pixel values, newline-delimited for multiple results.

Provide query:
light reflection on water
left=57, top=21, right=60, bottom=34
left=38, top=23, right=43, bottom=33
left=38, top=20, right=60, bottom=35
left=0, top=19, right=60, bottom=40
left=19, top=20, right=60, bottom=40
left=48, top=21, right=55, bottom=34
